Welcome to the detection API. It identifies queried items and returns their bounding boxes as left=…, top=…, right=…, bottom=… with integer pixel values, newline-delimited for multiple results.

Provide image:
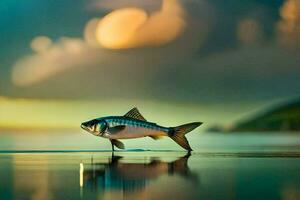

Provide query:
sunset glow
left=95, top=0, right=185, bottom=49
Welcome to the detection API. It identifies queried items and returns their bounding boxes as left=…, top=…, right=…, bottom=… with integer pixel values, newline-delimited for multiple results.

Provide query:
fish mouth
left=81, top=124, right=97, bottom=135
left=81, top=124, right=89, bottom=131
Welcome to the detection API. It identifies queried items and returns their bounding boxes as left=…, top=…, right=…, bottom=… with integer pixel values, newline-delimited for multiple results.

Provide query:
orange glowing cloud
left=12, top=0, right=188, bottom=87
left=95, top=0, right=186, bottom=49
left=84, top=18, right=101, bottom=48
left=277, top=0, right=300, bottom=48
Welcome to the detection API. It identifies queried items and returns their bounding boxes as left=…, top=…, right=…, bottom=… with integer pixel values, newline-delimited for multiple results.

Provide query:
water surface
left=0, top=132, right=300, bottom=200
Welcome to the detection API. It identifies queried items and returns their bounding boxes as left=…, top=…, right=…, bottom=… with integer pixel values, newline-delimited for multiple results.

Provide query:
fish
left=81, top=107, right=202, bottom=151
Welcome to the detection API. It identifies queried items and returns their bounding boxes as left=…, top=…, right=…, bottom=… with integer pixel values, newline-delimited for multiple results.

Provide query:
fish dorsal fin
left=124, top=107, right=147, bottom=121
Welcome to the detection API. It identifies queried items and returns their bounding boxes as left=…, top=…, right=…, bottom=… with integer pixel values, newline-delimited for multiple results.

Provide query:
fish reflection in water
left=81, top=153, right=198, bottom=199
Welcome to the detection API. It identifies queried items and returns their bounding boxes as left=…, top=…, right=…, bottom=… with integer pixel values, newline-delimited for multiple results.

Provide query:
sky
left=0, top=0, right=300, bottom=129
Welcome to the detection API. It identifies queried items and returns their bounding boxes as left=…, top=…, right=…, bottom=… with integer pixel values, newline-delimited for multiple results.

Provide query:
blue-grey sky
left=0, top=0, right=299, bottom=103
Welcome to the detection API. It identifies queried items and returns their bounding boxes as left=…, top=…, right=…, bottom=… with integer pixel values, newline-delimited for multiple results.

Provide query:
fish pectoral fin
left=124, top=107, right=147, bottom=121
left=149, top=135, right=164, bottom=140
left=110, top=139, right=125, bottom=149
left=108, top=125, right=126, bottom=134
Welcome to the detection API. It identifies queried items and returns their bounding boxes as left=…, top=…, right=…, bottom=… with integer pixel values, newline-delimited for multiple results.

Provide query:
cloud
left=11, top=0, right=299, bottom=103
left=277, top=0, right=300, bottom=48
left=12, top=37, right=300, bottom=101
left=83, top=18, right=101, bottom=48
left=86, top=0, right=186, bottom=49
left=11, top=0, right=205, bottom=87
left=30, top=36, right=53, bottom=53
left=95, top=0, right=186, bottom=49
left=12, top=37, right=91, bottom=86
left=236, top=18, right=263, bottom=45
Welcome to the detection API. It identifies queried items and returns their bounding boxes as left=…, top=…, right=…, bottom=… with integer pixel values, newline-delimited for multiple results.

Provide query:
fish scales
left=103, top=116, right=168, bottom=139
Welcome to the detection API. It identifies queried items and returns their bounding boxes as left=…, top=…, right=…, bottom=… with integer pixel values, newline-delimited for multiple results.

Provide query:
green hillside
left=209, top=98, right=300, bottom=132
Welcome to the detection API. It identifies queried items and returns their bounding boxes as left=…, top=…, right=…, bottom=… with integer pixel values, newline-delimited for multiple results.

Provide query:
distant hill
left=208, top=98, right=300, bottom=132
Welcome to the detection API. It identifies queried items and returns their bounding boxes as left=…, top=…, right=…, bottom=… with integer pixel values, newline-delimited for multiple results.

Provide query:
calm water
left=0, top=132, right=300, bottom=200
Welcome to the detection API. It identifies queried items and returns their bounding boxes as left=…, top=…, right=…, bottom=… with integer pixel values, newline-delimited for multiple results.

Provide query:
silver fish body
left=81, top=107, right=202, bottom=151
left=103, top=116, right=169, bottom=139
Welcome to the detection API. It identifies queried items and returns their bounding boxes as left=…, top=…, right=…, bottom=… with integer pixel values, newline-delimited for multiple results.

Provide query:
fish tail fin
left=168, top=122, right=202, bottom=151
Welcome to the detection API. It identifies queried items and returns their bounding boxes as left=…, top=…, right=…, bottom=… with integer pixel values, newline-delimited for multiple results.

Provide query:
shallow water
left=0, top=132, right=300, bottom=200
